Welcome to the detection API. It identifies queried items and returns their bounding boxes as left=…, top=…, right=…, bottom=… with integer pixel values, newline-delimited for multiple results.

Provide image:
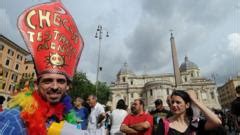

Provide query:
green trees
left=68, top=72, right=110, bottom=104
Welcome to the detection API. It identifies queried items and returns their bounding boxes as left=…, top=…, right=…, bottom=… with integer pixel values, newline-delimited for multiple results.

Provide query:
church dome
left=117, top=62, right=135, bottom=76
left=179, top=56, right=199, bottom=72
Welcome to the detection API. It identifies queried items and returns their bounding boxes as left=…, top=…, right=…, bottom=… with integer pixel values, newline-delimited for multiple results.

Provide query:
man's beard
left=131, top=107, right=137, bottom=114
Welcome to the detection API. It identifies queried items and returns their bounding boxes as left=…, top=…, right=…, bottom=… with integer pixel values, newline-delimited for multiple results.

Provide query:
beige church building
left=110, top=33, right=221, bottom=110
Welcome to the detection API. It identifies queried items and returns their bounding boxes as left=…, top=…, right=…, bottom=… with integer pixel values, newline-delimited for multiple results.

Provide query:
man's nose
left=172, top=102, right=177, bottom=107
left=51, top=80, right=59, bottom=89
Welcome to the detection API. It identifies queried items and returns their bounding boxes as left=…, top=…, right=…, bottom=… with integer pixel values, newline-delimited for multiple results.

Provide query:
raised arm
left=187, top=90, right=222, bottom=130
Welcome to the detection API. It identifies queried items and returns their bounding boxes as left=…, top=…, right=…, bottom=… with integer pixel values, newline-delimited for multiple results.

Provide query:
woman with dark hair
left=156, top=90, right=222, bottom=135
left=110, top=99, right=128, bottom=135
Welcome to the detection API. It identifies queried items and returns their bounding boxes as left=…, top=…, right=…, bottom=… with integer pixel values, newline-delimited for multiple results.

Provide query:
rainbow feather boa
left=8, top=87, right=78, bottom=135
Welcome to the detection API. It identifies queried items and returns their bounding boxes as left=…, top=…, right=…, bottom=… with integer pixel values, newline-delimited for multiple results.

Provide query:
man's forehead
left=134, top=100, right=140, bottom=104
left=40, top=73, right=67, bottom=79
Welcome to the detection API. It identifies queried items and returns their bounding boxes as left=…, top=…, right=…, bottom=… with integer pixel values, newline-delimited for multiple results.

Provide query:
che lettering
left=26, top=9, right=63, bottom=29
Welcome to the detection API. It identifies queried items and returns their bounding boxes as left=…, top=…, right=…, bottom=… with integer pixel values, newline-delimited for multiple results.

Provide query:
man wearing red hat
left=0, top=1, right=85, bottom=135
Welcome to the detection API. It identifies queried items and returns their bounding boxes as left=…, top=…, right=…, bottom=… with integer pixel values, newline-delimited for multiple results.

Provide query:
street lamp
left=95, top=25, right=109, bottom=97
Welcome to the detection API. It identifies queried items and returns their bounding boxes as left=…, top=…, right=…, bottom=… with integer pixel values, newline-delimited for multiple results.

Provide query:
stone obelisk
left=170, top=32, right=181, bottom=87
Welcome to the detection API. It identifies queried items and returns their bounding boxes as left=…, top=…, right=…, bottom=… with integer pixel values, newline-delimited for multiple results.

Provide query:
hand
left=186, top=90, right=198, bottom=102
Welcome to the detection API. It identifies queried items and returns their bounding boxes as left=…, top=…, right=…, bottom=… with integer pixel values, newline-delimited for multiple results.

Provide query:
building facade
left=0, top=35, right=35, bottom=97
left=217, top=75, right=240, bottom=110
left=110, top=33, right=221, bottom=110
left=110, top=60, right=221, bottom=110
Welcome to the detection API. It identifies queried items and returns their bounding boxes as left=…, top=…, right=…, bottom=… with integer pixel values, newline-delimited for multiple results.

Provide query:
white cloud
left=228, top=33, right=240, bottom=56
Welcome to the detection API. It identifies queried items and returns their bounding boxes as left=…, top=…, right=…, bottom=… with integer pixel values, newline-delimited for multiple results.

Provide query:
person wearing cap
left=0, top=1, right=85, bottom=135
left=150, top=99, right=172, bottom=135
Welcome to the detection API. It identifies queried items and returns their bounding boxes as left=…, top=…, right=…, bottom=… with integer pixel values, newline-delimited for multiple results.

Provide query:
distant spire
left=185, top=56, right=189, bottom=62
left=170, top=29, right=174, bottom=38
left=124, top=62, right=128, bottom=68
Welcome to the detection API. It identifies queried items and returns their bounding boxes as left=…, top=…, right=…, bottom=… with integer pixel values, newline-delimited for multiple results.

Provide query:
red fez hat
left=18, top=1, right=84, bottom=80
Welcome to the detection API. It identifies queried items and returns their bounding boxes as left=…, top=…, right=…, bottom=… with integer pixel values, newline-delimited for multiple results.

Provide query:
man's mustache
left=47, top=88, right=62, bottom=94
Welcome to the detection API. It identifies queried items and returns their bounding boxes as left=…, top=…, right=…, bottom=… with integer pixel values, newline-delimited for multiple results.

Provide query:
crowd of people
left=1, top=86, right=240, bottom=135
left=10, top=85, right=232, bottom=135
left=69, top=86, right=240, bottom=135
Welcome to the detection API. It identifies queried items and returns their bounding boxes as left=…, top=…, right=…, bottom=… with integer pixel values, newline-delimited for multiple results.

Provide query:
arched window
left=0, top=44, right=4, bottom=51
left=2, top=83, right=6, bottom=89
left=150, top=89, right=153, bottom=96
left=167, top=88, right=170, bottom=95
left=122, top=77, right=126, bottom=82
left=131, top=80, right=133, bottom=85
left=5, top=59, right=10, bottom=66
left=15, top=64, right=19, bottom=70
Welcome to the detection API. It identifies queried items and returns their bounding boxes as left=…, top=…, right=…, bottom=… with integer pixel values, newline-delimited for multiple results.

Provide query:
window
left=150, top=89, right=153, bottom=96
left=5, top=71, right=8, bottom=78
left=131, top=93, right=134, bottom=98
left=131, top=80, right=133, bottom=85
left=210, top=92, right=215, bottom=99
left=32, top=72, right=35, bottom=77
left=191, top=73, right=194, bottom=77
left=167, top=88, right=170, bottom=95
left=11, top=74, right=18, bottom=82
left=15, top=64, right=19, bottom=70
left=11, top=74, right=14, bottom=80
left=15, top=75, right=18, bottom=82
left=25, top=66, right=28, bottom=70
left=122, top=77, right=125, bottom=82
left=0, top=44, right=4, bottom=51
left=8, top=85, right=15, bottom=91
left=184, top=76, right=187, bottom=82
left=5, top=59, right=10, bottom=66
left=7, top=49, right=14, bottom=56
left=17, top=54, right=23, bottom=61
left=2, top=83, right=5, bottom=89
left=201, top=92, right=207, bottom=101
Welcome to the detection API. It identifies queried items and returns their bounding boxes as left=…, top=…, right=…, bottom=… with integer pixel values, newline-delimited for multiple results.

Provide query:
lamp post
left=95, top=25, right=109, bottom=97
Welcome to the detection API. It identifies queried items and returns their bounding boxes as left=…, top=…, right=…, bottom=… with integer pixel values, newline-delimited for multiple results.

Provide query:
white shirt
left=61, top=122, right=89, bottom=135
left=110, top=109, right=128, bottom=134
left=87, top=102, right=105, bottom=135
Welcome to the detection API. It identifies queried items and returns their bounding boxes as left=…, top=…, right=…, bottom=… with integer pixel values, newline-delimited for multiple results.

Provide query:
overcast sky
left=1, top=0, right=240, bottom=85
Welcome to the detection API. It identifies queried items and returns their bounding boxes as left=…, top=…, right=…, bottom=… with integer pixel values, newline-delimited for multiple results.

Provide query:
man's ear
left=66, top=85, right=70, bottom=91
left=34, top=82, right=38, bottom=90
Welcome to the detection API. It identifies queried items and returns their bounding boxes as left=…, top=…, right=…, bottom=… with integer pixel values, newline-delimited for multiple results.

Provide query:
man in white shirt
left=87, top=95, right=106, bottom=135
